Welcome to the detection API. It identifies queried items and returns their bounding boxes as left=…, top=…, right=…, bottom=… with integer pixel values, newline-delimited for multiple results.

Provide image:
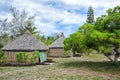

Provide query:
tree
left=0, top=19, right=11, bottom=48
left=64, top=6, right=120, bottom=64
left=0, top=7, right=40, bottom=48
left=97, top=6, right=120, bottom=64
left=0, top=7, right=41, bottom=48
left=40, top=33, right=60, bottom=46
left=9, top=7, right=39, bottom=38
left=86, top=6, right=94, bottom=24
left=94, top=15, right=107, bottom=31
left=64, top=32, right=86, bottom=56
left=64, top=23, right=95, bottom=56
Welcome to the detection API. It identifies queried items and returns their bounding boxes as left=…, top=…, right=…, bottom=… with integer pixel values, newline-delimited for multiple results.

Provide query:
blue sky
left=0, top=0, right=120, bottom=37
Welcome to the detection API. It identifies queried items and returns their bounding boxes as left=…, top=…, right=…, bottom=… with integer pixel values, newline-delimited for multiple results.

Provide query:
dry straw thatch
left=1, top=31, right=48, bottom=51
left=49, top=33, right=65, bottom=48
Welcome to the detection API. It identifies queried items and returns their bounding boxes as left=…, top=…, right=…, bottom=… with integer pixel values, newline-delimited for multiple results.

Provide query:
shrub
left=33, top=51, right=39, bottom=58
left=16, top=52, right=23, bottom=63
left=0, top=43, right=3, bottom=49
left=0, top=50, right=7, bottom=63
left=0, top=50, right=4, bottom=59
left=16, top=52, right=28, bottom=63
left=30, top=51, right=39, bottom=63
left=63, top=51, right=70, bottom=57
left=23, top=52, right=28, bottom=61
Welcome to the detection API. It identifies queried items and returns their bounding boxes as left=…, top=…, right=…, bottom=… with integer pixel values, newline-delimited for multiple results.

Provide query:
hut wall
left=49, top=48, right=64, bottom=57
left=3, top=51, right=39, bottom=64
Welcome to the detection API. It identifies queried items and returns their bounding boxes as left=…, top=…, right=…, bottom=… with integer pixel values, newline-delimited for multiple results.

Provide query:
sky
left=0, top=0, right=120, bottom=37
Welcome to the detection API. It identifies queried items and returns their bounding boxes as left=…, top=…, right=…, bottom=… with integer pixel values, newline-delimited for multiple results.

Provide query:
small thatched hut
left=49, top=33, right=66, bottom=57
left=1, top=31, right=48, bottom=64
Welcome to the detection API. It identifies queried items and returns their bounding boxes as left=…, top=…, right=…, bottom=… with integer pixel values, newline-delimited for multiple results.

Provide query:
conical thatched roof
left=49, top=33, right=65, bottom=48
left=1, top=31, right=48, bottom=51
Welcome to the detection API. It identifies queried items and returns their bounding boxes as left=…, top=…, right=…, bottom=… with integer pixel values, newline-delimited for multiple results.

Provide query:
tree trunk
left=72, top=50, right=75, bottom=57
left=113, top=48, right=120, bottom=64
left=104, top=54, right=113, bottom=63
left=114, top=55, right=119, bottom=64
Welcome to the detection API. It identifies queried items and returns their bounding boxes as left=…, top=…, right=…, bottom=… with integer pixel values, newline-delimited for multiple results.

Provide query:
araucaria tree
left=86, top=6, right=94, bottom=24
left=64, top=6, right=120, bottom=64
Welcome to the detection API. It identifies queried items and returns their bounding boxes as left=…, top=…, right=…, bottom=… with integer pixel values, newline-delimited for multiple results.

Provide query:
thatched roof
left=49, top=33, right=65, bottom=48
left=1, top=31, right=48, bottom=51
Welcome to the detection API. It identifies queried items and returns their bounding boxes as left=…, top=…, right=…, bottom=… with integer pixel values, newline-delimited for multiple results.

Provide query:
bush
left=23, top=52, right=28, bottom=61
left=16, top=52, right=28, bottom=63
left=0, top=43, right=3, bottom=49
left=0, top=50, right=7, bottom=63
left=16, top=52, right=23, bottom=63
left=0, top=50, right=4, bottom=59
left=63, top=51, right=70, bottom=57
left=30, top=51, right=39, bottom=63
left=33, top=51, right=39, bottom=59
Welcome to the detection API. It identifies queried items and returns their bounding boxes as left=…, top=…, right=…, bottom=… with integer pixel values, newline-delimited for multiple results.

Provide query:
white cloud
left=0, top=12, right=12, bottom=21
left=0, top=0, right=120, bottom=37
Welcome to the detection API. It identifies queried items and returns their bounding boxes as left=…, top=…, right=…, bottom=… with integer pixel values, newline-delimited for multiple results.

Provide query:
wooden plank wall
left=49, top=48, right=64, bottom=57
left=3, top=51, right=39, bottom=63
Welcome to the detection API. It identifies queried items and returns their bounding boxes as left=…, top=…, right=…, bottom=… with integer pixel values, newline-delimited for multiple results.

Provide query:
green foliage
left=64, top=23, right=96, bottom=55
left=23, top=52, right=28, bottom=61
left=78, top=23, right=95, bottom=34
left=0, top=34, right=11, bottom=48
left=0, top=50, right=4, bottom=58
left=95, top=6, right=120, bottom=33
left=30, top=51, right=39, bottom=63
left=16, top=52, right=23, bottom=63
left=98, top=46, right=112, bottom=55
left=0, top=56, right=7, bottom=63
left=95, top=15, right=107, bottom=31
left=63, top=51, right=70, bottom=57
left=39, top=33, right=60, bottom=46
left=64, top=6, right=120, bottom=63
left=9, top=7, right=39, bottom=37
left=41, top=36, right=55, bottom=46
left=92, top=76, right=103, bottom=80
left=30, top=57, right=34, bottom=63
left=34, top=51, right=39, bottom=59
left=0, top=42, right=3, bottom=49
left=0, top=7, right=39, bottom=42
left=16, top=52, right=28, bottom=63
left=64, top=32, right=85, bottom=54
left=0, top=50, right=7, bottom=63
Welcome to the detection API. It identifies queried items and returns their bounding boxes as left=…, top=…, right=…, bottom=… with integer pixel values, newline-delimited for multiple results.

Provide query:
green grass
left=92, top=76, right=104, bottom=80
left=58, top=60, right=120, bottom=74
left=0, top=68, right=4, bottom=70
left=0, top=53, right=120, bottom=80
left=48, top=75, right=88, bottom=80
left=116, top=77, right=120, bottom=80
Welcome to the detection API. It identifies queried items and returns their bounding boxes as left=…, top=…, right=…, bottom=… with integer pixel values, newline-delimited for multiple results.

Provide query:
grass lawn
left=0, top=53, right=120, bottom=80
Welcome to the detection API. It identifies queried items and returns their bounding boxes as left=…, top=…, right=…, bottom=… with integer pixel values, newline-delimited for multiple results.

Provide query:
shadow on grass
left=58, top=61, right=120, bottom=74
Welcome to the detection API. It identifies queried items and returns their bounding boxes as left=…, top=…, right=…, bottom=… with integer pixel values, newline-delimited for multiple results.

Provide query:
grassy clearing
left=0, top=53, right=120, bottom=80
left=58, top=60, right=120, bottom=75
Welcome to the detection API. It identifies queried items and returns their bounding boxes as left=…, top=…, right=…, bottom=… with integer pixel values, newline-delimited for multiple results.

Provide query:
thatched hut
left=49, top=33, right=66, bottom=57
left=1, top=31, right=48, bottom=64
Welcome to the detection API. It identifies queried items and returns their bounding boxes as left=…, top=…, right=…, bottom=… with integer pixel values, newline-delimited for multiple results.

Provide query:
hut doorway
left=39, top=52, right=46, bottom=63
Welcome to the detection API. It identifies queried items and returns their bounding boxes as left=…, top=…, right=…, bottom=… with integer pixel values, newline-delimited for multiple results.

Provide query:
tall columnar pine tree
left=86, top=6, right=94, bottom=24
